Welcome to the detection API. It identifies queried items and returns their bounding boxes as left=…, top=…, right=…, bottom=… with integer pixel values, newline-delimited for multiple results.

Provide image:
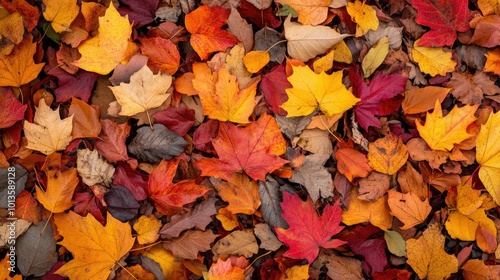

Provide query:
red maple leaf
left=275, top=192, right=346, bottom=263
left=0, top=88, right=26, bottom=129
left=260, top=64, right=290, bottom=116
left=185, top=5, right=239, bottom=60
left=349, top=66, right=406, bottom=130
left=413, top=0, right=470, bottom=47
left=148, top=158, right=209, bottom=215
left=194, top=114, right=288, bottom=181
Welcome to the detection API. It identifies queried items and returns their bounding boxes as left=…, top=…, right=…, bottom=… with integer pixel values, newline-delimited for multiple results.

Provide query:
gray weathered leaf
left=258, top=177, right=288, bottom=228
left=290, top=158, right=334, bottom=203
left=0, top=164, right=27, bottom=208
left=275, top=114, right=312, bottom=140
left=141, top=256, right=165, bottom=280
left=254, top=27, right=286, bottom=63
left=212, top=230, right=258, bottom=258
left=254, top=223, right=283, bottom=251
left=77, top=148, right=115, bottom=186
left=128, top=124, right=188, bottom=163
left=17, top=222, right=58, bottom=277
left=104, top=186, right=140, bottom=222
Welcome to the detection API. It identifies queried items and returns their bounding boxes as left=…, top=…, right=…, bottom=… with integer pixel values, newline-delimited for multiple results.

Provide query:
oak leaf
left=406, top=224, right=458, bottom=280
left=215, top=173, right=261, bottom=215
left=147, top=158, right=209, bottom=215
left=415, top=100, right=477, bottom=151
left=54, top=211, right=135, bottom=279
left=346, top=0, right=379, bottom=37
left=110, top=65, right=172, bottom=117
left=342, top=188, right=393, bottom=230
left=281, top=65, right=360, bottom=117
left=133, top=215, right=162, bottom=245
left=195, top=114, right=287, bottom=181
left=411, top=39, right=456, bottom=77
left=36, top=168, right=79, bottom=213
left=185, top=5, right=239, bottom=60
left=277, top=0, right=332, bottom=26
left=24, top=101, right=73, bottom=155
left=387, top=190, right=431, bottom=230
left=192, top=63, right=258, bottom=123
left=42, top=0, right=79, bottom=33
left=0, top=36, right=44, bottom=87
left=368, top=134, right=408, bottom=175
left=73, top=3, right=132, bottom=74
left=0, top=89, right=26, bottom=129
left=476, top=111, right=500, bottom=205
left=275, top=192, right=346, bottom=263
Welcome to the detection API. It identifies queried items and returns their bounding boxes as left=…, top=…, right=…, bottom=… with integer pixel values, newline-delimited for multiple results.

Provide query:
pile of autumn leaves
left=1, top=0, right=500, bottom=279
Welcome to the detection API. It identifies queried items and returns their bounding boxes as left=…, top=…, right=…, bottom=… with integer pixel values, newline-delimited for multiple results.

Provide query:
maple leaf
left=415, top=100, right=478, bottom=151
left=147, top=158, right=209, bottom=215
left=277, top=0, right=332, bottom=26
left=110, top=65, right=172, bottom=117
left=205, top=258, right=246, bottom=280
left=387, top=190, right=432, bottom=230
left=139, top=36, right=180, bottom=75
left=214, top=173, right=261, bottom=215
left=406, top=224, right=458, bottom=280
left=281, top=65, right=360, bottom=117
left=275, top=192, right=346, bottom=263
left=23, top=101, right=73, bottom=155
left=192, top=63, right=258, bottom=123
left=36, top=168, right=79, bottom=213
left=346, top=0, right=379, bottom=37
left=185, top=5, right=239, bottom=60
left=42, top=0, right=79, bottom=33
left=484, top=49, right=500, bottom=75
left=413, top=0, right=470, bottom=47
left=0, top=89, right=26, bottom=129
left=73, top=2, right=132, bottom=74
left=54, top=211, right=135, bottom=279
left=476, top=111, right=500, bottom=205
left=133, top=215, right=162, bottom=244
left=368, top=134, right=408, bottom=175
left=0, top=36, right=44, bottom=87
left=335, top=148, right=372, bottom=181
left=349, top=66, right=406, bottom=130
left=195, top=114, right=288, bottom=181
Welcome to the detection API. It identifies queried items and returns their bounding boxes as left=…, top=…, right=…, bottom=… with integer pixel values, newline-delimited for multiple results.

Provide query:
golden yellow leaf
left=42, top=0, right=79, bottom=33
left=110, top=65, right=172, bottom=117
left=445, top=209, right=496, bottom=241
left=342, top=188, right=393, bottom=230
left=133, top=215, right=162, bottom=245
left=36, top=168, right=79, bottom=213
left=456, top=177, right=486, bottom=215
left=478, top=0, right=500, bottom=15
left=362, top=37, right=389, bottom=78
left=368, top=134, right=408, bottom=175
left=277, top=0, right=332, bottom=25
left=411, top=39, right=456, bottom=77
left=0, top=254, right=21, bottom=280
left=415, top=100, right=477, bottom=151
left=73, top=3, right=132, bottom=75
left=281, top=265, right=309, bottom=280
left=346, top=0, right=379, bottom=37
left=387, top=190, right=431, bottom=230
left=313, top=50, right=334, bottom=73
left=216, top=207, right=239, bottom=231
left=54, top=211, right=135, bottom=279
left=192, top=63, right=258, bottom=123
left=281, top=65, right=360, bottom=117
left=402, top=85, right=450, bottom=115
left=243, top=50, right=270, bottom=73
left=476, top=112, right=500, bottom=205
left=0, top=36, right=45, bottom=87
left=24, top=101, right=74, bottom=155
left=0, top=12, right=24, bottom=45
left=143, top=245, right=186, bottom=279
left=484, top=49, right=500, bottom=75
left=215, top=173, right=261, bottom=215
left=406, top=224, right=458, bottom=280
left=332, top=40, right=352, bottom=64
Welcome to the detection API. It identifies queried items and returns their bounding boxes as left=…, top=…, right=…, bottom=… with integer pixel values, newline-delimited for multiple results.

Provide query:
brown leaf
left=163, top=230, right=218, bottom=259
left=358, top=171, right=390, bottom=201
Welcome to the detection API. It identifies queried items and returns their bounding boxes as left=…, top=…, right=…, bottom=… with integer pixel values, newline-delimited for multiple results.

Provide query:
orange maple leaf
left=195, top=114, right=288, bottom=181
left=185, top=5, right=239, bottom=60
left=0, top=36, right=44, bottom=87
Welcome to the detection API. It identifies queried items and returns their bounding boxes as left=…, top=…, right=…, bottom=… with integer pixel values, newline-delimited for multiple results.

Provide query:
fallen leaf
left=243, top=50, right=270, bottom=73
left=163, top=230, right=218, bottom=259
left=335, top=148, right=372, bottom=181
left=254, top=27, right=286, bottom=63
left=260, top=64, right=292, bottom=115
left=406, top=138, right=450, bottom=169
left=484, top=49, right=500, bottom=75
left=275, top=192, right=346, bottom=263
left=401, top=85, right=450, bottom=114
left=147, top=158, right=209, bottom=215
left=397, top=162, right=429, bottom=201
left=77, top=148, right=115, bottom=187
left=142, top=244, right=186, bottom=279
left=0, top=12, right=23, bottom=49
left=318, top=251, right=364, bottom=280
left=104, top=186, right=140, bottom=222
left=258, top=178, right=288, bottom=228
left=0, top=219, right=30, bottom=247
left=215, top=173, right=261, bottom=215
left=406, top=223, right=458, bottom=280
left=216, top=207, right=239, bottom=231
left=342, top=188, right=393, bottom=230
left=415, top=100, right=478, bottom=151
left=357, top=172, right=390, bottom=201
left=476, top=112, right=500, bottom=205
left=277, top=0, right=331, bottom=25
left=133, top=215, right=162, bottom=245
left=456, top=177, right=486, bottom=215
left=411, top=39, right=457, bottom=77
left=42, top=0, right=79, bottom=33
left=185, top=5, right=239, bottom=60
left=362, top=37, right=389, bottom=78
left=54, top=211, right=135, bottom=279
left=15, top=190, right=41, bottom=223
left=462, top=259, right=500, bottom=280
left=282, top=265, right=309, bottom=280
left=281, top=64, right=360, bottom=117
left=1, top=0, right=40, bottom=32
left=290, top=158, right=334, bottom=203
left=24, top=101, right=73, bottom=155
left=284, top=15, right=350, bottom=61
left=73, top=3, right=132, bottom=74
left=368, top=134, right=408, bottom=175
left=227, top=6, right=254, bottom=53
left=384, top=230, right=406, bottom=257
left=36, top=168, right=79, bottom=213
left=212, top=230, right=259, bottom=259
left=447, top=71, right=500, bottom=105
left=0, top=88, right=26, bottom=129
left=139, top=36, right=180, bottom=75
left=469, top=15, right=500, bottom=48
left=118, top=0, right=158, bottom=27
left=116, top=264, right=155, bottom=280
left=205, top=258, right=245, bottom=280
left=195, top=114, right=288, bottom=181
left=387, top=190, right=432, bottom=230
left=68, top=97, right=102, bottom=139
left=0, top=255, right=21, bottom=280
left=0, top=36, right=44, bottom=87
left=445, top=209, right=496, bottom=241
left=346, top=0, right=379, bottom=37
left=254, top=223, right=283, bottom=251
left=94, top=119, right=134, bottom=165
left=110, top=65, right=172, bottom=117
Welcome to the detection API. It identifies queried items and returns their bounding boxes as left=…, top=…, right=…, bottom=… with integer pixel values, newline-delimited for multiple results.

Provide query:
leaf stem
left=129, top=241, right=163, bottom=252
left=265, top=40, right=288, bottom=53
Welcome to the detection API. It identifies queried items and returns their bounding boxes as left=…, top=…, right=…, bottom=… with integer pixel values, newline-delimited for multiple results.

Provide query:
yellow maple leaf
left=277, top=0, right=332, bottom=25
left=54, top=211, right=135, bottom=279
left=192, top=63, right=258, bottom=124
left=42, top=0, right=79, bottom=33
left=36, top=168, right=79, bottom=213
left=368, top=134, right=408, bottom=175
left=142, top=244, right=186, bottom=279
left=456, top=177, right=486, bottom=215
left=281, top=65, right=360, bottom=117
left=346, top=0, right=379, bottom=37
left=476, top=111, right=500, bottom=205
left=412, top=39, right=456, bottom=77
left=484, top=49, right=500, bottom=75
left=110, top=65, right=172, bottom=117
left=73, top=2, right=132, bottom=74
left=342, top=188, right=393, bottom=230
left=215, top=173, right=261, bottom=215
left=415, top=100, right=477, bottom=151
left=0, top=36, right=45, bottom=87
left=445, top=209, right=496, bottom=241
left=24, top=101, right=73, bottom=155
left=133, top=215, right=162, bottom=245
left=406, top=223, right=458, bottom=280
